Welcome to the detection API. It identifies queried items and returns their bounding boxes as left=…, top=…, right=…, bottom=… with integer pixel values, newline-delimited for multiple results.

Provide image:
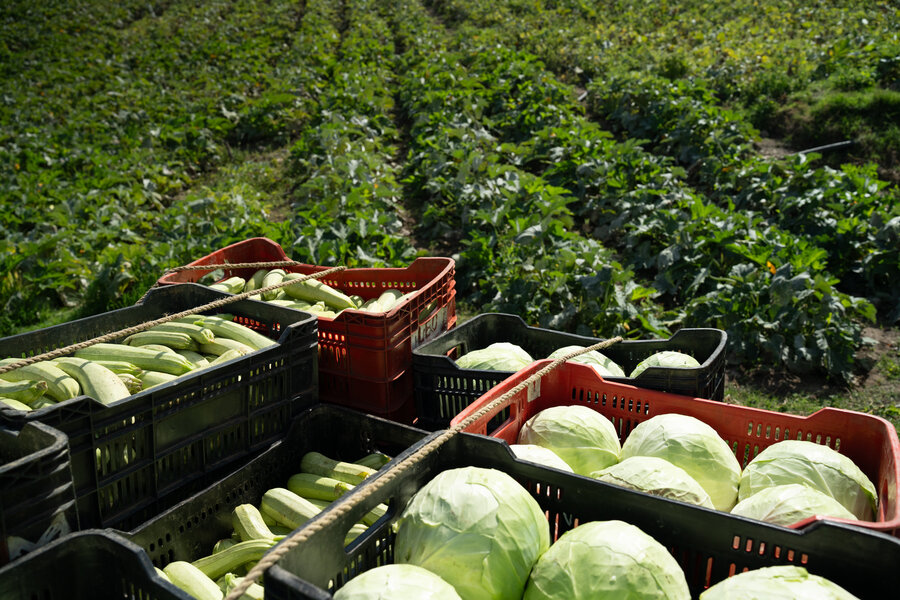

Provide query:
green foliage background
left=1, top=0, right=898, bottom=397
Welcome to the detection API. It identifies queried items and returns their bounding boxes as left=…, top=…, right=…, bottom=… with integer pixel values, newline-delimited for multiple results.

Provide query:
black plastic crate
left=122, top=403, right=429, bottom=569
left=0, top=283, right=318, bottom=531
left=265, top=432, right=900, bottom=600
left=0, top=530, right=190, bottom=600
left=412, top=313, right=726, bottom=429
left=0, top=421, right=78, bottom=566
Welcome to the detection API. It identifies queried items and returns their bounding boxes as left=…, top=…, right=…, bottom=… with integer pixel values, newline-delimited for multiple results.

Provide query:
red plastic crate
left=158, top=238, right=457, bottom=418
left=451, top=359, right=900, bottom=536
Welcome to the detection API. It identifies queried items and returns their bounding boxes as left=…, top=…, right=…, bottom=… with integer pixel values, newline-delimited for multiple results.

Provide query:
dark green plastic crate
left=122, top=403, right=429, bottom=569
left=0, top=421, right=78, bottom=566
left=0, top=530, right=190, bottom=600
left=413, top=313, right=726, bottom=429
left=265, top=431, right=900, bottom=600
left=0, top=283, right=318, bottom=531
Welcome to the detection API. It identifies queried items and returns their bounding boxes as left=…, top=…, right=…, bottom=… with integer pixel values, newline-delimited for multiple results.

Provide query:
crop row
left=284, top=0, right=416, bottom=267
left=429, top=0, right=900, bottom=316
left=386, top=0, right=881, bottom=379
left=388, top=0, right=667, bottom=338
left=424, top=0, right=900, bottom=135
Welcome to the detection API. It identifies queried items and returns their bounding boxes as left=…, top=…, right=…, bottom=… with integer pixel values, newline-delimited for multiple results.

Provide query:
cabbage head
left=517, top=405, right=621, bottom=476
left=738, top=440, right=877, bottom=521
left=699, top=565, right=860, bottom=599
left=620, top=414, right=741, bottom=511
left=592, top=456, right=715, bottom=509
left=393, top=467, right=550, bottom=600
left=731, top=483, right=857, bottom=527
left=547, top=346, right=626, bottom=378
left=333, top=564, right=462, bottom=600
left=455, top=342, right=533, bottom=372
left=523, top=520, right=690, bottom=600
left=509, top=444, right=574, bottom=472
left=630, top=351, right=700, bottom=378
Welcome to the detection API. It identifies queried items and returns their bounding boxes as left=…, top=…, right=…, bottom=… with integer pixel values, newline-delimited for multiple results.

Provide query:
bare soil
left=754, top=137, right=793, bottom=161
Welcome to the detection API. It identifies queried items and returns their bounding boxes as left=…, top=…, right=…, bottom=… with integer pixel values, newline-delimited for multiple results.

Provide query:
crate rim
left=414, top=311, right=727, bottom=370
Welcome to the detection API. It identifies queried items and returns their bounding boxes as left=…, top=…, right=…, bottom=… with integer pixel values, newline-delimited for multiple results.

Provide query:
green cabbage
left=333, top=564, right=462, bottom=599
left=523, top=520, right=690, bottom=600
left=546, top=345, right=626, bottom=378
left=591, top=456, right=715, bottom=509
left=699, top=565, right=860, bottom=599
left=394, top=467, right=550, bottom=600
left=731, top=483, right=857, bottom=527
left=738, top=440, right=877, bottom=521
left=629, top=351, right=700, bottom=378
left=620, top=414, right=741, bottom=511
left=455, top=342, right=533, bottom=371
left=517, top=405, right=621, bottom=476
left=509, top=444, right=574, bottom=472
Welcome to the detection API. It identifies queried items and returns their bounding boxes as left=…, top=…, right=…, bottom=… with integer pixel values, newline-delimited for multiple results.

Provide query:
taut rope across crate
left=0, top=265, right=347, bottom=377
left=225, top=336, right=624, bottom=600
left=137, top=260, right=318, bottom=304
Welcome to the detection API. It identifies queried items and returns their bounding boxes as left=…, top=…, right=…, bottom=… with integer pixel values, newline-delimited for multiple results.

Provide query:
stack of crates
left=0, top=421, right=78, bottom=566
left=0, top=404, right=430, bottom=599
left=261, top=360, right=900, bottom=599
left=3, top=236, right=899, bottom=600
left=263, top=434, right=900, bottom=599
left=156, top=237, right=458, bottom=423
left=0, top=283, right=318, bottom=531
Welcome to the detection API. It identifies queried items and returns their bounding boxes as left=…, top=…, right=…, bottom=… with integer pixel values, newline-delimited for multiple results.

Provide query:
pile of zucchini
left=0, top=314, right=275, bottom=410
left=159, top=450, right=392, bottom=600
left=207, top=269, right=415, bottom=318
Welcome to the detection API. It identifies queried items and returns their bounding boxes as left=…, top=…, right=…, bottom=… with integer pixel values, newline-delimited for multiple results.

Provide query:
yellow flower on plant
left=766, top=261, right=776, bottom=275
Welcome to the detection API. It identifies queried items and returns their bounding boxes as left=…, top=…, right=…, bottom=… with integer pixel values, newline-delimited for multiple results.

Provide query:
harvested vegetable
left=517, top=404, right=620, bottom=476
left=547, top=345, right=625, bottom=377
left=731, top=483, right=857, bottom=526
left=620, top=413, right=741, bottom=511
left=592, top=455, right=715, bottom=509
left=699, top=565, right=860, bottom=599
left=394, top=466, right=550, bottom=600
left=523, top=520, right=690, bottom=600
left=738, top=440, right=877, bottom=521
left=509, top=444, right=573, bottom=473
left=333, top=564, right=462, bottom=600
left=630, top=351, right=700, bottom=378
left=454, top=342, right=533, bottom=372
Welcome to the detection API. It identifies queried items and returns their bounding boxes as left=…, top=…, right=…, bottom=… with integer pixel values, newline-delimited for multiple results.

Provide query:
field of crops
left=2, top=1, right=898, bottom=420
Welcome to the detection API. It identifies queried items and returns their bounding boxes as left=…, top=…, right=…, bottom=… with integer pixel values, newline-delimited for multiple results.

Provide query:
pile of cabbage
left=511, top=405, right=877, bottom=527
left=455, top=340, right=878, bottom=527
left=454, top=342, right=702, bottom=379
left=334, top=465, right=861, bottom=599
left=336, top=465, right=694, bottom=599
